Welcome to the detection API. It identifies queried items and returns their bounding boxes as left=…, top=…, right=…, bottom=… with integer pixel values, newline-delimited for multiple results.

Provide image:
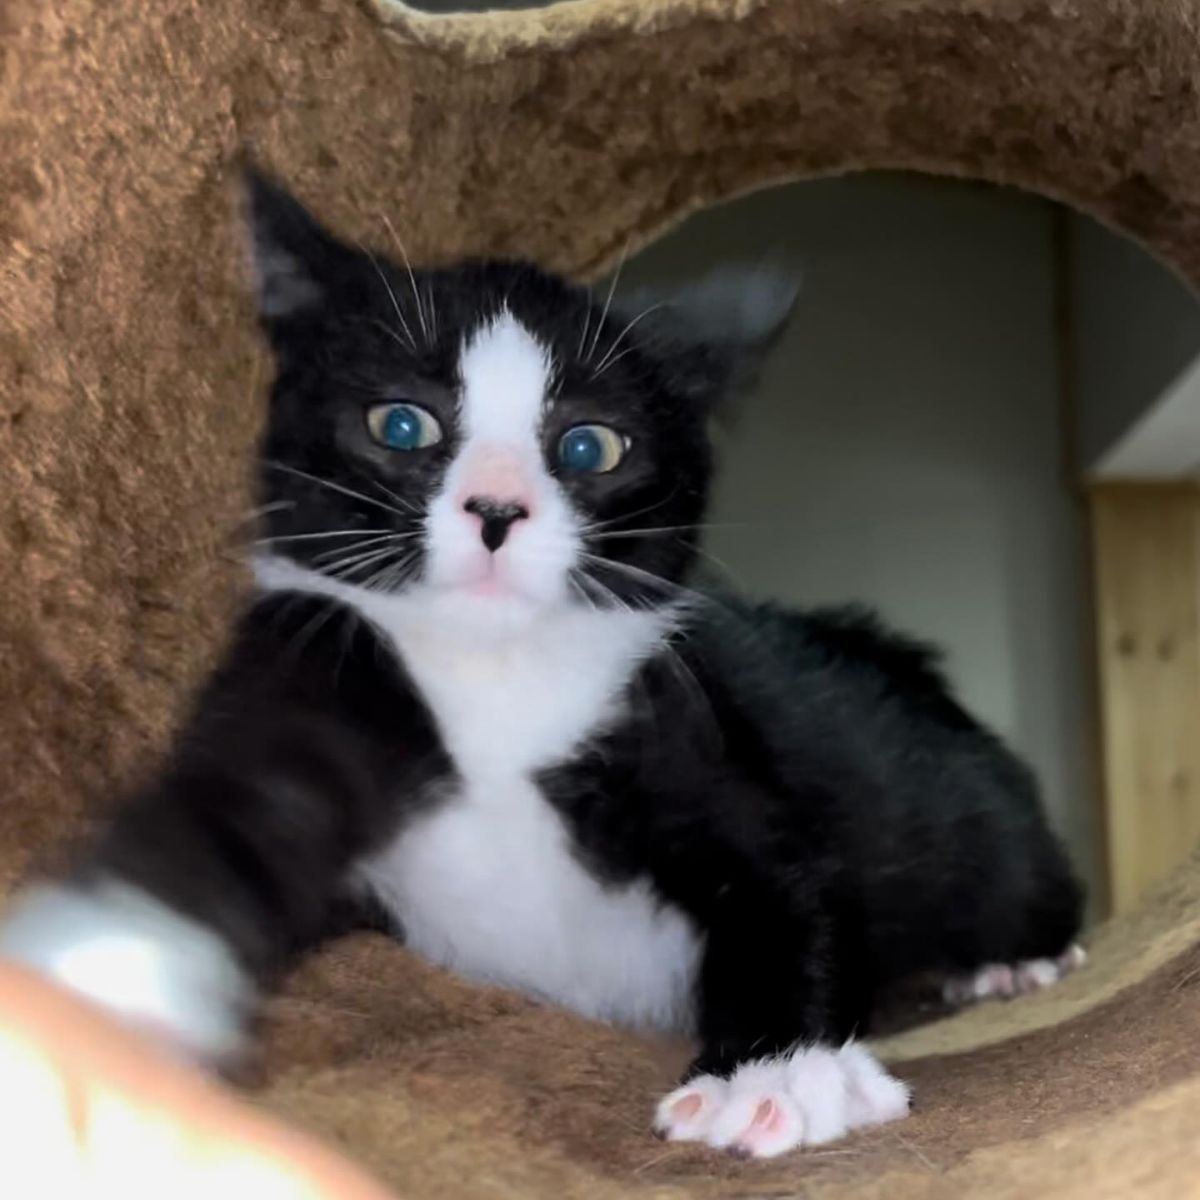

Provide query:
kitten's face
left=246, top=171, right=793, bottom=637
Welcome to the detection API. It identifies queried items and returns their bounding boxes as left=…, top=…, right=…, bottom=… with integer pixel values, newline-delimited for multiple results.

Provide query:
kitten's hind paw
left=652, top=1043, right=910, bottom=1159
left=942, top=943, right=1087, bottom=1007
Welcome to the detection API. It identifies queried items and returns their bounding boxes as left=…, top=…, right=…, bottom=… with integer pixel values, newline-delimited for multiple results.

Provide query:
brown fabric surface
left=6, top=0, right=1200, bottom=1193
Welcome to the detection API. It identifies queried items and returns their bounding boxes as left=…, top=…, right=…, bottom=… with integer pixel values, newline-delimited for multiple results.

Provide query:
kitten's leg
left=0, top=599, right=437, bottom=1069
left=0, top=717, right=396, bottom=1067
left=653, top=902, right=909, bottom=1158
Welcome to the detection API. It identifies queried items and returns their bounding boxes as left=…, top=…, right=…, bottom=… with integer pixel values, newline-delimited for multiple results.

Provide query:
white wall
left=1069, top=214, right=1200, bottom=469
left=618, top=173, right=1102, bottom=906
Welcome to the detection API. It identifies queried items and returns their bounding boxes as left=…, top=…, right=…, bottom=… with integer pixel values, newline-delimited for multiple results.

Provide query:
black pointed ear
left=617, top=265, right=800, bottom=407
left=239, top=163, right=353, bottom=326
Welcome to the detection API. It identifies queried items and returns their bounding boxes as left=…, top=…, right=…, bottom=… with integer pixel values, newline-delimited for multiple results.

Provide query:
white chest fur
left=363, top=773, right=700, bottom=1032
left=253, top=558, right=704, bottom=1034
left=363, top=605, right=702, bottom=1034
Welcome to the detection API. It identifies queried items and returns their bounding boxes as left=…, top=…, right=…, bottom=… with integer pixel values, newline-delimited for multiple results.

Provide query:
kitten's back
left=682, top=592, right=1084, bottom=981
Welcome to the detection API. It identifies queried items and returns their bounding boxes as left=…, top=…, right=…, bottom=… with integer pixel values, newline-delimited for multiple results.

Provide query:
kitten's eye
left=366, top=403, right=443, bottom=451
left=557, top=424, right=628, bottom=474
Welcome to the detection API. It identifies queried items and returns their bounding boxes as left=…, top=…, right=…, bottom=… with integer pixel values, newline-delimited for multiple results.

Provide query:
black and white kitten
left=0, top=170, right=1084, bottom=1158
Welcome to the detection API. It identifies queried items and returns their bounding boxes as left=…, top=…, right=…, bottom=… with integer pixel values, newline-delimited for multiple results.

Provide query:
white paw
left=653, top=1042, right=910, bottom=1158
left=942, top=943, right=1087, bottom=1007
left=0, top=879, right=250, bottom=1066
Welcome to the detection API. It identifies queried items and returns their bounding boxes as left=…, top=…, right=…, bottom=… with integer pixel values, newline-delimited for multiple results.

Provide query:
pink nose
left=455, top=448, right=535, bottom=521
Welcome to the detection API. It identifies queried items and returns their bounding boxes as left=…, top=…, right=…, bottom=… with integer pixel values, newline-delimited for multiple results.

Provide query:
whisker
left=369, top=316, right=416, bottom=354
left=312, top=530, right=425, bottom=564
left=578, top=488, right=681, bottom=535
left=377, top=550, right=421, bottom=594
left=585, top=246, right=628, bottom=364
left=235, top=500, right=295, bottom=527
left=576, top=285, right=595, bottom=358
left=362, top=547, right=420, bottom=594
left=590, top=344, right=639, bottom=377
left=690, top=542, right=742, bottom=587
left=264, top=462, right=411, bottom=520
left=311, top=534, right=405, bottom=566
left=360, top=244, right=416, bottom=351
left=381, top=215, right=431, bottom=347
left=324, top=544, right=404, bottom=580
left=278, top=597, right=354, bottom=670
left=584, top=521, right=749, bottom=542
left=253, top=527, right=395, bottom=547
left=425, top=281, right=438, bottom=343
left=571, top=563, right=719, bottom=740
left=367, top=476, right=422, bottom=514
left=577, top=552, right=713, bottom=611
left=320, top=540, right=399, bottom=572
left=568, top=570, right=598, bottom=612
left=591, top=303, right=663, bottom=379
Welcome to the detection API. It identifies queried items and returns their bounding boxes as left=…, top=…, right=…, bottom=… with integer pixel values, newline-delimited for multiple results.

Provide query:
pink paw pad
left=651, top=1043, right=909, bottom=1159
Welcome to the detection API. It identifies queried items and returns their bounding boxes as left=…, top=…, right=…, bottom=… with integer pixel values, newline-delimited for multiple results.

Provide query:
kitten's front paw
left=0, top=880, right=250, bottom=1069
left=653, top=1043, right=909, bottom=1159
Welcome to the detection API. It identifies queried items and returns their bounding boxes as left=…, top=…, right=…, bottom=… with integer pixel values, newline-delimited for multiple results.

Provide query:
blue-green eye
left=367, top=402, right=442, bottom=451
left=557, top=424, right=628, bottom=473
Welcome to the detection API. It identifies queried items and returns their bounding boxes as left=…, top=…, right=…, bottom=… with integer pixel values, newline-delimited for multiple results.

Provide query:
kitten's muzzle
left=463, top=496, right=530, bottom=552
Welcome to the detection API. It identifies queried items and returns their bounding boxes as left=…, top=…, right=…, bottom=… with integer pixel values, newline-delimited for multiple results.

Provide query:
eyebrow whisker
left=585, top=244, right=628, bottom=364
left=360, top=244, right=417, bottom=351
left=591, top=303, right=662, bottom=379
left=381, top=214, right=432, bottom=348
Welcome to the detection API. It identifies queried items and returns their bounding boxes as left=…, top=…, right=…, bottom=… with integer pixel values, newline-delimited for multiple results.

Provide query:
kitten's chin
left=414, top=582, right=566, bottom=640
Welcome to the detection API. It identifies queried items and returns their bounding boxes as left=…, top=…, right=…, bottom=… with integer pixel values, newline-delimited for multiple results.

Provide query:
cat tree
left=4, top=0, right=1200, bottom=1194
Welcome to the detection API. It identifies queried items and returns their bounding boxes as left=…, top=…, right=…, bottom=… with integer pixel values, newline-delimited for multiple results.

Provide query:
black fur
left=75, top=169, right=1082, bottom=1090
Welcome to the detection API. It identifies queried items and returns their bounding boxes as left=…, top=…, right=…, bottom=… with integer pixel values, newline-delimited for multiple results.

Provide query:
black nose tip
left=463, top=497, right=530, bottom=552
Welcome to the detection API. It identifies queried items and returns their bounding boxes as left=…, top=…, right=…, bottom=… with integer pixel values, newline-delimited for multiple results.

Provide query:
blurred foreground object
left=0, top=962, right=395, bottom=1200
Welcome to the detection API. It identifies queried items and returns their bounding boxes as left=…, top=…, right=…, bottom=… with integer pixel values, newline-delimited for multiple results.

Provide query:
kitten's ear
left=238, top=163, right=352, bottom=326
left=618, top=265, right=800, bottom=407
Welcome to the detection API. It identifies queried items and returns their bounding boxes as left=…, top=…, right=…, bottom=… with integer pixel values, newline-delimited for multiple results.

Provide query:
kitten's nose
left=463, top=496, right=530, bottom=552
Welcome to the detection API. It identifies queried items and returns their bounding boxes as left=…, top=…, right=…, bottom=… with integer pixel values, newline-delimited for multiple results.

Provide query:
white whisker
left=577, top=552, right=712, bottom=611
left=264, top=462, right=411, bottom=521
left=584, top=521, right=747, bottom=542
left=570, top=562, right=719, bottom=741
left=368, top=477, right=422, bottom=515
left=279, top=597, right=354, bottom=668
left=360, top=245, right=416, bottom=351
left=425, top=282, right=438, bottom=343
left=577, top=286, right=594, bottom=357
left=585, top=247, right=628, bottom=364
left=311, top=533, right=405, bottom=566
left=591, top=303, right=662, bottom=379
left=381, top=215, right=431, bottom=347
left=238, top=500, right=295, bottom=526
left=325, top=544, right=405, bottom=580
left=362, top=547, right=420, bottom=594
left=254, top=527, right=395, bottom=547
left=578, top=489, right=682, bottom=535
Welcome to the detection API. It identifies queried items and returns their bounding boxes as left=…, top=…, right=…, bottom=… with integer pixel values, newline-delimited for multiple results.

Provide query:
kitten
left=0, top=169, right=1084, bottom=1158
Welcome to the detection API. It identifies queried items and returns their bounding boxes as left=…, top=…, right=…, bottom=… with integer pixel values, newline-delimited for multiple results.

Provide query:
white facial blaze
left=457, top=310, right=552, bottom=444
left=420, top=310, right=579, bottom=629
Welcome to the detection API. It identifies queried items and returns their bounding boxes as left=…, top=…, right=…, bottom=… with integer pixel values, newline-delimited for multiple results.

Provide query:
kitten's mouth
left=444, top=555, right=528, bottom=601
left=466, top=571, right=508, bottom=597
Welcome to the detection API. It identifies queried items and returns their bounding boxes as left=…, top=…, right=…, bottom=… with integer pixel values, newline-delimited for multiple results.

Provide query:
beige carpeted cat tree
left=5, top=0, right=1200, bottom=1194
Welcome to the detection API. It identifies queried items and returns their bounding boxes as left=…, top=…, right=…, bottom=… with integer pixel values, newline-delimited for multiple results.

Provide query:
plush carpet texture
left=4, top=0, right=1200, bottom=1193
